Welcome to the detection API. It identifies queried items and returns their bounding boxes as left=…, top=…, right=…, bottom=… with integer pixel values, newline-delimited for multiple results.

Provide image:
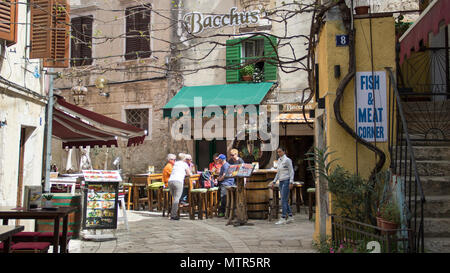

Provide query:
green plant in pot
left=42, top=194, right=54, bottom=208
left=377, top=201, right=400, bottom=234
left=240, top=64, right=255, bottom=82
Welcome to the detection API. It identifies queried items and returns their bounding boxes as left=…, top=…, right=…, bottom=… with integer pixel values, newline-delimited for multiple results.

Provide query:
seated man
left=208, top=153, right=223, bottom=175
left=217, top=154, right=235, bottom=217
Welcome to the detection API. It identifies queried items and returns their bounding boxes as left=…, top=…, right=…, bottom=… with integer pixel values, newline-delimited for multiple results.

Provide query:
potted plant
left=355, top=1, right=370, bottom=15
left=377, top=201, right=400, bottom=234
left=240, top=64, right=255, bottom=82
left=42, top=194, right=54, bottom=208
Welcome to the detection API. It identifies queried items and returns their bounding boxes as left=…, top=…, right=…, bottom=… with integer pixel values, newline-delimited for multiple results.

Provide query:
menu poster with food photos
left=82, top=178, right=119, bottom=230
left=224, top=164, right=255, bottom=178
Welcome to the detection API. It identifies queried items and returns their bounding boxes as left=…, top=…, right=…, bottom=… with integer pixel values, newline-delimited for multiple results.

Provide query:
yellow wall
left=313, top=16, right=396, bottom=243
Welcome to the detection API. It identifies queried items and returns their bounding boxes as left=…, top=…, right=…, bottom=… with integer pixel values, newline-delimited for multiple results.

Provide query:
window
left=126, top=108, right=149, bottom=135
left=125, top=5, right=151, bottom=60
left=226, top=35, right=278, bottom=83
left=70, top=15, right=93, bottom=67
left=0, top=0, right=18, bottom=46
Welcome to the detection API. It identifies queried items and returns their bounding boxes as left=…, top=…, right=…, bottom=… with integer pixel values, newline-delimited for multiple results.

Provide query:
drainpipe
left=43, top=70, right=54, bottom=193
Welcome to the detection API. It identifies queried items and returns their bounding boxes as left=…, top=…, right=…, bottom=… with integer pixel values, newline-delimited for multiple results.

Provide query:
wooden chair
left=9, top=242, right=51, bottom=253
left=307, top=188, right=316, bottom=220
left=207, top=186, right=219, bottom=218
left=146, top=173, right=164, bottom=212
left=271, top=184, right=280, bottom=220
left=123, top=181, right=134, bottom=210
left=186, top=175, right=209, bottom=220
left=290, top=181, right=305, bottom=213
left=162, top=188, right=172, bottom=217
left=225, top=186, right=237, bottom=225
left=129, top=175, right=149, bottom=211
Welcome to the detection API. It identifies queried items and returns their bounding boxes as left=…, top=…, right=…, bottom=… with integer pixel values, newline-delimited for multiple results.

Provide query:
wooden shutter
left=30, top=0, right=53, bottom=59
left=226, top=38, right=242, bottom=83
left=43, top=0, right=70, bottom=67
left=263, top=35, right=278, bottom=81
left=0, top=0, right=18, bottom=45
left=125, top=5, right=150, bottom=60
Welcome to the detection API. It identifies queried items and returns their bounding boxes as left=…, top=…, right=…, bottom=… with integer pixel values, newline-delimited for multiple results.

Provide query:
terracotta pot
left=355, top=6, right=370, bottom=15
left=377, top=217, right=398, bottom=235
left=242, top=75, right=253, bottom=81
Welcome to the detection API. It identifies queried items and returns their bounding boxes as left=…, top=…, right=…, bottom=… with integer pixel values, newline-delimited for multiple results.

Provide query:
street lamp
left=71, top=80, right=88, bottom=105
left=95, top=76, right=110, bottom=98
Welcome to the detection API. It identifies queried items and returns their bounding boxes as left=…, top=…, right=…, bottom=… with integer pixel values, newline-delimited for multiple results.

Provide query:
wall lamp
left=95, top=76, right=110, bottom=98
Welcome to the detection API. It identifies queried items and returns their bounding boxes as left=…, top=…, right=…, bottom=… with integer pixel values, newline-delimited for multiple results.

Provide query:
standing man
left=168, top=153, right=192, bottom=220
left=217, top=154, right=235, bottom=217
left=162, top=154, right=176, bottom=188
left=272, top=147, right=294, bottom=225
left=228, top=148, right=244, bottom=165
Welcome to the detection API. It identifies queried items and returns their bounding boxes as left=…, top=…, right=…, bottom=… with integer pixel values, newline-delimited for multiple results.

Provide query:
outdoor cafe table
left=0, top=225, right=24, bottom=253
left=229, top=169, right=277, bottom=226
left=0, top=206, right=77, bottom=253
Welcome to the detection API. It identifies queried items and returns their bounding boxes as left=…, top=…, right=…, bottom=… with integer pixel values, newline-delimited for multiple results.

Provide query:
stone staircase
left=403, top=101, right=450, bottom=253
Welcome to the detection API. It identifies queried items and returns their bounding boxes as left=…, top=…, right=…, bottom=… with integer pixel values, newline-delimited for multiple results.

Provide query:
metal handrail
left=385, top=67, right=426, bottom=203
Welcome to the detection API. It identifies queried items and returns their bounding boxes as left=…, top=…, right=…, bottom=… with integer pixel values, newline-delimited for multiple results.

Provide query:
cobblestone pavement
left=69, top=208, right=317, bottom=253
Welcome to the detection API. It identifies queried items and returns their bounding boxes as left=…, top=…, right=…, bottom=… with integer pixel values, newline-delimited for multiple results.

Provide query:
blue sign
left=336, top=35, right=349, bottom=46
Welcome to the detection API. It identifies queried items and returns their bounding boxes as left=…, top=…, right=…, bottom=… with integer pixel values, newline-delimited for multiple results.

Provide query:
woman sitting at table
left=228, top=148, right=244, bottom=165
left=208, top=153, right=223, bottom=175
left=168, top=153, right=192, bottom=220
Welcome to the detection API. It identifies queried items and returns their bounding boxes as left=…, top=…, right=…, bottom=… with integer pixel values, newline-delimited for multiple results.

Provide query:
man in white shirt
left=272, top=147, right=294, bottom=225
left=168, top=153, right=192, bottom=220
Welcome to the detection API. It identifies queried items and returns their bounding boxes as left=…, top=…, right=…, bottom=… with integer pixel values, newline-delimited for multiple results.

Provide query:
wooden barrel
left=245, top=172, right=271, bottom=219
left=36, top=194, right=82, bottom=239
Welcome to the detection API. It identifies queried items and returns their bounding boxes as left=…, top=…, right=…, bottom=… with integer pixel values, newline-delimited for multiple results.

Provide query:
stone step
left=421, top=196, right=450, bottom=218
left=413, top=160, right=450, bottom=177
left=420, top=176, right=450, bottom=196
left=424, top=218, right=450, bottom=237
left=399, top=135, right=450, bottom=146
left=394, top=146, right=450, bottom=161
left=424, top=237, right=450, bottom=253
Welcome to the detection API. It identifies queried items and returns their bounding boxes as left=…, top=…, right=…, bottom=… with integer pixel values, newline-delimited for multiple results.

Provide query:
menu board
left=225, top=164, right=255, bottom=178
left=83, top=182, right=119, bottom=230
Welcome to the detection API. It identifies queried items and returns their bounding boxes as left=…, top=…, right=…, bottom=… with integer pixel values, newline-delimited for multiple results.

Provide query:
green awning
left=163, top=82, right=274, bottom=118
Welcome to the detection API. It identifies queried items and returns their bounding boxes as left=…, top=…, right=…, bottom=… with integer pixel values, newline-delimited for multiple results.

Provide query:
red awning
left=399, top=0, right=450, bottom=65
left=52, top=96, right=146, bottom=148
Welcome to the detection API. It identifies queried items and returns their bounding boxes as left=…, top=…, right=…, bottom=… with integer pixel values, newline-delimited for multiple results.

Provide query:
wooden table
left=230, top=169, right=277, bottom=226
left=0, top=207, right=76, bottom=253
left=129, top=173, right=162, bottom=211
left=0, top=225, right=24, bottom=253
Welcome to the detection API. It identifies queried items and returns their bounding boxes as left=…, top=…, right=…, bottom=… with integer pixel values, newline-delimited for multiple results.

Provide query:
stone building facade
left=51, top=0, right=185, bottom=177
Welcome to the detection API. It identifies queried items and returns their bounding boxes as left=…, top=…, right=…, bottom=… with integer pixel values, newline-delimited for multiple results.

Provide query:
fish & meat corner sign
left=356, top=71, right=388, bottom=142
left=183, top=7, right=260, bottom=34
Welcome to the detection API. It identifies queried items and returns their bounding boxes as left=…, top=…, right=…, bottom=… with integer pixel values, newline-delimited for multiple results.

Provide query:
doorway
left=195, top=139, right=227, bottom=171
left=16, top=128, right=27, bottom=208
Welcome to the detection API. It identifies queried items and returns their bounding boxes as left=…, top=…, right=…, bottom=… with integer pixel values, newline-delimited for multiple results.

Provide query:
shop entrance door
left=195, top=140, right=227, bottom=171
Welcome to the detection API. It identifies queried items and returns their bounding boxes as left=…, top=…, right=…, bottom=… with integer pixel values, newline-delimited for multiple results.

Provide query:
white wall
left=0, top=0, right=46, bottom=216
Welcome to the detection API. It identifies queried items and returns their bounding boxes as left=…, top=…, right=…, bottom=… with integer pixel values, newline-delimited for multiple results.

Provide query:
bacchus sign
left=183, top=7, right=260, bottom=34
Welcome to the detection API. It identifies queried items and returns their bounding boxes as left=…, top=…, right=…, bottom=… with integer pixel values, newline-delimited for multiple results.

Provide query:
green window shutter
left=264, top=35, right=278, bottom=81
left=226, top=38, right=242, bottom=83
